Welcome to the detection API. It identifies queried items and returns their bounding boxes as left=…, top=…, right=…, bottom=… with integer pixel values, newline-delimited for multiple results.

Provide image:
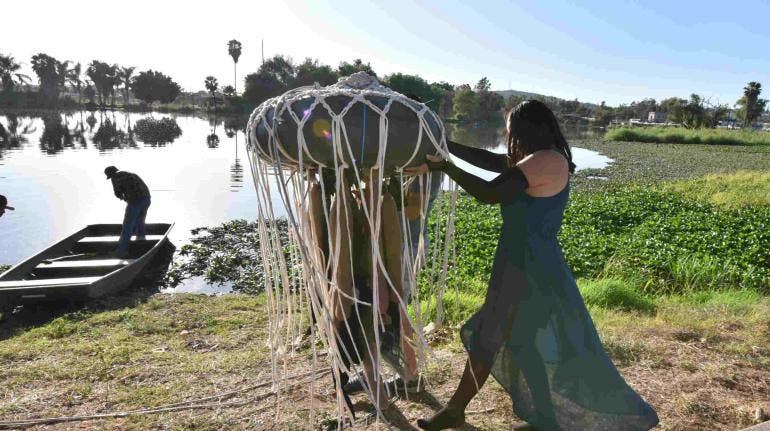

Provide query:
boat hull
left=0, top=223, right=173, bottom=305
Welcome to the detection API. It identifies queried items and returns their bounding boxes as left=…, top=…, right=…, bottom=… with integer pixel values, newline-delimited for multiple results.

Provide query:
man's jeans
left=117, top=196, right=151, bottom=253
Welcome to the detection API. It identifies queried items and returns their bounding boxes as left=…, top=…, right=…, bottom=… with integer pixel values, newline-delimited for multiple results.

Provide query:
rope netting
left=245, top=72, right=458, bottom=425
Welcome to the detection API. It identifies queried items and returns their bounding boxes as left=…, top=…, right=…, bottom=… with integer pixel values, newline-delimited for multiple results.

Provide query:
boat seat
left=0, top=276, right=101, bottom=289
left=36, top=259, right=135, bottom=269
left=78, top=235, right=164, bottom=243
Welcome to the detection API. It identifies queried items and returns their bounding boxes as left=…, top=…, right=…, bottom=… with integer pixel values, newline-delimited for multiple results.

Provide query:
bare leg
left=361, top=334, right=390, bottom=411
left=417, top=352, right=491, bottom=431
left=516, top=348, right=559, bottom=429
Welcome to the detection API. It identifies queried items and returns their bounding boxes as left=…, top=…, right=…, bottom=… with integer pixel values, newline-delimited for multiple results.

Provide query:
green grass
left=578, top=278, right=656, bottom=312
left=664, top=170, right=770, bottom=208
left=0, top=294, right=269, bottom=394
left=606, top=126, right=770, bottom=146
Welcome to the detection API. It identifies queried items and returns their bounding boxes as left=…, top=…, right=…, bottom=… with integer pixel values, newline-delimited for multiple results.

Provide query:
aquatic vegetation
left=164, top=219, right=293, bottom=294
left=606, top=127, right=770, bottom=146
left=133, top=117, right=182, bottom=145
left=431, top=188, right=770, bottom=293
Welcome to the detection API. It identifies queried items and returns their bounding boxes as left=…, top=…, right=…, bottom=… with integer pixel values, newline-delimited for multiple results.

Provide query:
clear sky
left=2, top=0, right=769, bottom=106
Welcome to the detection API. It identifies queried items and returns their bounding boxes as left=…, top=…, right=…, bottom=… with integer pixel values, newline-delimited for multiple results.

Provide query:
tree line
left=605, top=83, right=767, bottom=128
left=2, top=43, right=768, bottom=127
left=0, top=52, right=181, bottom=108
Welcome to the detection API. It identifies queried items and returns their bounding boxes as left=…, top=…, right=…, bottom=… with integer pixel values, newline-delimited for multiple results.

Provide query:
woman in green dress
left=407, top=100, right=659, bottom=431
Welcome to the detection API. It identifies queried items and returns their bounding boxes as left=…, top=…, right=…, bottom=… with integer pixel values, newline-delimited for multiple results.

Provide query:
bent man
left=0, top=194, right=14, bottom=218
left=104, top=166, right=151, bottom=258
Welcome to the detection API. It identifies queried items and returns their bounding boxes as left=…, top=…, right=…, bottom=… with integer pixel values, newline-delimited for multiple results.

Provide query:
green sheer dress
left=460, top=184, right=659, bottom=430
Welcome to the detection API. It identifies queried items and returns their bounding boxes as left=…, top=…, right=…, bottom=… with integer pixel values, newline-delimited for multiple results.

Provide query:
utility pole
left=261, top=39, right=264, bottom=65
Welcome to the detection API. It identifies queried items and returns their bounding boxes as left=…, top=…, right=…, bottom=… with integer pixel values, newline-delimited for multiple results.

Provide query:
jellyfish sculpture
left=246, top=72, right=457, bottom=425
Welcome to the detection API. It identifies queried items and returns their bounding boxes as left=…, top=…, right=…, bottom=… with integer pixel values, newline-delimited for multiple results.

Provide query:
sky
left=2, top=0, right=769, bottom=106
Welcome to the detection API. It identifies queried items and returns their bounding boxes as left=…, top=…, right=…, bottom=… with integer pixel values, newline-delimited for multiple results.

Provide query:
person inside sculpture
left=304, top=168, right=422, bottom=411
left=104, top=166, right=151, bottom=259
left=339, top=169, right=422, bottom=397
left=404, top=100, right=659, bottom=431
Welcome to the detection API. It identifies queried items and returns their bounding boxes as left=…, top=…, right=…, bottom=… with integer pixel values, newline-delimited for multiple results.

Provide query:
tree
left=477, top=91, right=503, bottom=121
left=66, top=63, right=83, bottom=105
left=474, top=77, right=491, bottom=92
left=430, top=81, right=454, bottom=119
left=629, top=98, right=657, bottom=119
left=86, top=61, right=118, bottom=106
left=222, top=85, right=235, bottom=97
left=116, top=66, right=135, bottom=107
left=707, top=102, right=729, bottom=128
left=736, top=81, right=767, bottom=127
left=384, top=73, right=434, bottom=103
left=337, top=58, right=376, bottom=78
left=594, top=101, right=614, bottom=126
left=0, top=53, right=30, bottom=92
left=131, top=70, right=181, bottom=104
left=294, top=58, right=338, bottom=87
left=204, top=76, right=219, bottom=108
left=84, top=80, right=96, bottom=104
left=452, top=84, right=478, bottom=121
left=659, top=97, right=687, bottom=124
left=504, top=94, right=525, bottom=111
left=204, top=76, right=218, bottom=96
left=260, top=55, right=295, bottom=87
left=227, top=39, right=242, bottom=93
left=242, top=55, right=295, bottom=105
left=472, top=77, right=502, bottom=121
left=31, top=53, right=64, bottom=102
left=680, top=94, right=707, bottom=128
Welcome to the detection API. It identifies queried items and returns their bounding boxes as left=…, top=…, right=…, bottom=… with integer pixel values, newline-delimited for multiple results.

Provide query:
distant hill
left=495, top=89, right=601, bottom=111
left=495, top=89, right=544, bottom=100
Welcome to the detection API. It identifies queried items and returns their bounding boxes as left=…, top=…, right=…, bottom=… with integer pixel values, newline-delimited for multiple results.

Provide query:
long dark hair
left=506, top=100, right=576, bottom=173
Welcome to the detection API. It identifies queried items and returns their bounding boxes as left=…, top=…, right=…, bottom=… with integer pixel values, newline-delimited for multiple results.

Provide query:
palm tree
left=227, top=39, right=242, bottom=94
left=66, top=63, right=83, bottom=106
left=117, top=66, right=135, bottom=107
left=86, top=61, right=118, bottom=106
left=205, top=76, right=218, bottom=110
left=738, top=81, right=765, bottom=127
left=0, top=53, right=30, bottom=92
left=205, top=76, right=218, bottom=96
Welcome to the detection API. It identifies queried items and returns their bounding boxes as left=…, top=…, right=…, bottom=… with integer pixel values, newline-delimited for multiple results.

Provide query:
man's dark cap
left=104, top=166, right=118, bottom=179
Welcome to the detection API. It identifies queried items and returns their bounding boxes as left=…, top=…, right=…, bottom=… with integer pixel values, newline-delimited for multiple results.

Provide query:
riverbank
left=0, top=290, right=768, bottom=430
left=606, top=127, right=770, bottom=146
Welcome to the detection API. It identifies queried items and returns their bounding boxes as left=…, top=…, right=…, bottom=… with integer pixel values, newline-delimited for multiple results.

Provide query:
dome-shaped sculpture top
left=246, top=72, right=445, bottom=172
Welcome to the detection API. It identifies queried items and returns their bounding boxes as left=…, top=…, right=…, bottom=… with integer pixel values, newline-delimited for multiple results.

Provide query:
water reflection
left=447, top=124, right=505, bottom=150
left=39, top=114, right=77, bottom=154
left=446, top=123, right=611, bottom=181
left=0, top=110, right=254, bottom=278
left=230, top=141, right=244, bottom=191
left=0, top=115, right=36, bottom=158
left=93, top=119, right=131, bottom=151
left=446, top=122, right=605, bottom=150
left=206, top=115, right=221, bottom=148
left=134, top=117, right=183, bottom=146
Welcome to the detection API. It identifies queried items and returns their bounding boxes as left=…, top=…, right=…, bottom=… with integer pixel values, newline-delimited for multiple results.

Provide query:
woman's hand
left=403, top=154, right=446, bottom=176
left=403, top=163, right=428, bottom=177
left=424, top=153, right=446, bottom=171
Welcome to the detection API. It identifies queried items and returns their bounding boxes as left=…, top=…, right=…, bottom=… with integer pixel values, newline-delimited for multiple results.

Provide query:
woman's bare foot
left=416, top=405, right=465, bottom=430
